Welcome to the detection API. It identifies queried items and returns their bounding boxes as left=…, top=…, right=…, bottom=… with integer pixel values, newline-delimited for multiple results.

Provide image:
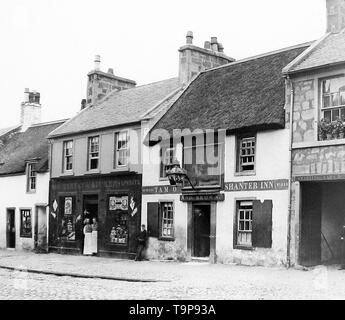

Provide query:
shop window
left=114, top=131, right=129, bottom=168
left=60, top=196, right=76, bottom=241
left=63, top=140, right=73, bottom=172
left=321, top=76, right=345, bottom=123
left=147, top=201, right=174, bottom=240
left=108, top=195, right=129, bottom=244
left=20, top=209, right=32, bottom=238
left=236, top=135, right=256, bottom=173
left=88, top=136, right=100, bottom=170
left=235, top=200, right=272, bottom=249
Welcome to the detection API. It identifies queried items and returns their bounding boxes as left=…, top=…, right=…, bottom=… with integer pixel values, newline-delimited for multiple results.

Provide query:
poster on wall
left=109, top=196, right=128, bottom=211
left=60, top=215, right=75, bottom=241
left=64, top=197, right=73, bottom=215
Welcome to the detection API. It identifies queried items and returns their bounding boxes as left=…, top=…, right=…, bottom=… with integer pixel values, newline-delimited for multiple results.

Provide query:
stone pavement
left=1, top=250, right=345, bottom=299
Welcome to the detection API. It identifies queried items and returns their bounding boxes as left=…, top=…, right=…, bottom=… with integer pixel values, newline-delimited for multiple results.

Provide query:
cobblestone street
left=0, top=251, right=345, bottom=299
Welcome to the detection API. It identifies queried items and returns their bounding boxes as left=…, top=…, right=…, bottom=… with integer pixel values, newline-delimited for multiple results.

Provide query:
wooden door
left=300, top=183, right=322, bottom=266
left=7, top=209, right=15, bottom=249
left=193, top=204, right=211, bottom=257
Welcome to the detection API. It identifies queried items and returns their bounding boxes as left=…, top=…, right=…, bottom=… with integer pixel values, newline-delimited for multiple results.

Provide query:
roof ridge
left=202, top=41, right=314, bottom=75
left=282, top=33, right=331, bottom=74
left=94, top=77, right=179, bottom=107
left=29, top=118, right=68, bottom=128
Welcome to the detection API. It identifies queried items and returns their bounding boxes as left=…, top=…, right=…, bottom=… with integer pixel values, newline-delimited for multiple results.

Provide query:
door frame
left=34, top=204, right=49, bottom=252
left=187, top=201, right=217, bottom=263
left=6, top=208, right=16, bottom=249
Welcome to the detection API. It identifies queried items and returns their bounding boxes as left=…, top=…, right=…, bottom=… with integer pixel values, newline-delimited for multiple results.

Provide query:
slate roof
left=284, top=31, right=345, bottom=74
left=149, top=43, right=311, bottom=142
left=0, top=120, right=66, bottom=176
left=49, top=78, right=181, bottom=138
left=0, top=125, right=20, bottom=138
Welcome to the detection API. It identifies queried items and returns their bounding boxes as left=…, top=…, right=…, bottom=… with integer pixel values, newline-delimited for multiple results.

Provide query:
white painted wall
left=141, top=129, right=290, bottom=265
left=0, top=172, right=49, bottom=251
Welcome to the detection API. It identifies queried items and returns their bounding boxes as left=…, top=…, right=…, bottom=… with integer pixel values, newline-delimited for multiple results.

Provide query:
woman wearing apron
left=83, top=218, right=93, bottom=255
left=91, top=218, right=98, bottom=255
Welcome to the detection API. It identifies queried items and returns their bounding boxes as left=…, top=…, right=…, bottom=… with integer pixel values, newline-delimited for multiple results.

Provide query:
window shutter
left=147, top=202, right=159, bottom=238
left=252, top=200, right=272, bottom=248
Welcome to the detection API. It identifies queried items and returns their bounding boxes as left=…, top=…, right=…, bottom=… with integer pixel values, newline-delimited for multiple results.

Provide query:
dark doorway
left=193, top=204, right=211, bottom=257
left=300, top=183, right=322, bottom=266
left=6, top=209, right=15, bottom=249
left=83, top=195, right=99, bottom=223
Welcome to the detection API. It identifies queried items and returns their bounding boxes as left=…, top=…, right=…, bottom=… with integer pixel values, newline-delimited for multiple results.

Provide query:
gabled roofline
left=140, top=86, right=184, bottom=120
left=282, top=33, right=331, bottom=75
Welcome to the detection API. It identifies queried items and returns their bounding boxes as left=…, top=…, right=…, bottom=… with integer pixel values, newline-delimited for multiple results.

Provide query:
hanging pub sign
left=64, top=197, right=72, bottom=215
left=109, top=196, right=128, bottom=211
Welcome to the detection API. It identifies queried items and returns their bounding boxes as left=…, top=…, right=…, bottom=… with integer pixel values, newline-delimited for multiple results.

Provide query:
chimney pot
left=186, top=31, right=193, bottom=44
left=211, top=37, right=218, bottom=44
left=94, top=55, right=101, bottom=70
left=107, top=68, right=114, bottom=75
left=204, top=41, right=211, bottom=50
left=218, top=43, right=224, bottom=52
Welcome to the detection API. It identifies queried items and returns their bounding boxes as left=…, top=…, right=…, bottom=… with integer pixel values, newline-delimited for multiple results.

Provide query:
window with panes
left=237, top=135, right=256, bottom=172
left=236, top=201, right=253, bottom=247
left=27, top=163, right=36, bottom=192
left=88, top=136, right=99, bottom=170
left=160, top=202, right=174, bottom=238
left=321, top=76, right=345, bottom=122
left=63, top=140, right=73, bottom=172
left=115, top=131, right=129, bottom=168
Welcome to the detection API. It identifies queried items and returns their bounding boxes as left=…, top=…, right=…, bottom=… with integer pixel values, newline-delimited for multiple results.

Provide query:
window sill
left=61, top=171, right=74, bottom=177
left=234, top=245, right=254, bottom=251
left=293, top=138, right=345, bottom=149
left=26, top=191, right=36, bottom=194
left=234, top=171, right=256, bottom=177
left=20, top=235, right=32, bottom=239
left=158, top=237, right=175, bottom=242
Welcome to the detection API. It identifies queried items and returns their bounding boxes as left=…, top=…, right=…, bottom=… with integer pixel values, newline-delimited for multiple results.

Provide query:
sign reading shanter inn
left=224, top=179, right=289, bottom=192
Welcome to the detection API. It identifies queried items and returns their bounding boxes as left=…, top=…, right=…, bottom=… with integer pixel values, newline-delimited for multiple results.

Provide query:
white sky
left=0, top=0, right=326, bottom=128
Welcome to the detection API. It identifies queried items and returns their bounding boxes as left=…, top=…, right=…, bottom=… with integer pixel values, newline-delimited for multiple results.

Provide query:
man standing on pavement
left=135, top=224, right=147, bottom=261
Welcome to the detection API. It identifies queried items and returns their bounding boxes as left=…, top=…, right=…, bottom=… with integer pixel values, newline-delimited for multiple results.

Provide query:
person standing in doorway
left=135, top=224, right=147, bottom=261
left=83, top=218, right=93, bottom=256
left=91, top=217, right=98, bottom=255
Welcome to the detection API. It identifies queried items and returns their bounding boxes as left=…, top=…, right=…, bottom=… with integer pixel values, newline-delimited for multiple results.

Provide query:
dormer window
left=27, top=163, right=37, bottom=192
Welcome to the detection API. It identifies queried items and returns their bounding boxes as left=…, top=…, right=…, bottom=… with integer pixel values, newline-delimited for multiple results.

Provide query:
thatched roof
left=149, top=43, right=310, bottom=142
left=0, top=120, right=65, bottom=176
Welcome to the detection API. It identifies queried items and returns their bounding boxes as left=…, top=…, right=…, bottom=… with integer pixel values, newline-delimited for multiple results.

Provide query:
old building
left=143, top=42, right=310, bottom=266
left=47, top=35, right=232, bottom=258
left=0, top=89, right=65, bottom=252
left=284, top=0, right=345, bottom=267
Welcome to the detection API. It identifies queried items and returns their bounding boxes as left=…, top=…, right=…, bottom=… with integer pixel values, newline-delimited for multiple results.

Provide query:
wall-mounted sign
left=224, top=179, right=289, bottom=192
left=293, top=174, right=345, bottom=182
left=142, top=185, right=181, bottom=195
left=109, top=196, right=128, bottom=211
left=64, top=197, right=72, bottom=215
left=180, top=193, right=225, bottom=202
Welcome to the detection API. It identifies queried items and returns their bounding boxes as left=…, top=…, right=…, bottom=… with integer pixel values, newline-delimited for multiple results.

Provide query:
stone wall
left=292, top=145, right=345, bottom=176
left=292, top=79, right=316, bottom=144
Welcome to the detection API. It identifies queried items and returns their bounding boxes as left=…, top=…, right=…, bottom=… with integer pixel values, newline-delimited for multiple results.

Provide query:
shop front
left=49, top=173, right=142, bottom=258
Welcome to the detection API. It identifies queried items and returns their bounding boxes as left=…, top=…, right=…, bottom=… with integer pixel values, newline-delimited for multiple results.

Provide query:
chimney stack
left=326, top=0, right=345, bottom=33
left=94, top=55, right=101, bottom=70
left=204, top=41, right=211, bottom=50
left=186, top=31, right=193, bottom=44
left=211, top=37, right=218, bottom=51
left=20, top=88, right=42, bottom=132
left=178, top=31, right=235, bottom=85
